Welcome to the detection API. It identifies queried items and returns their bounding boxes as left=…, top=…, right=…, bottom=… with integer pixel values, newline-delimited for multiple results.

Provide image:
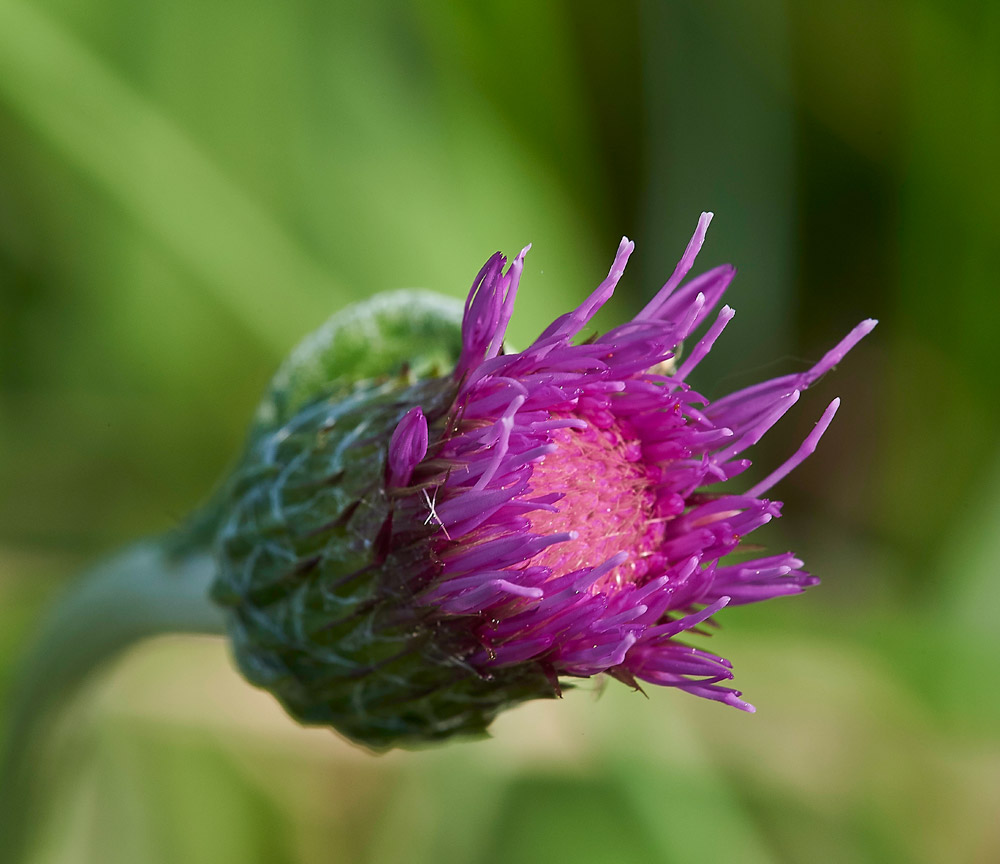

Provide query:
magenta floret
left=386, top=213, right=875, bottom=711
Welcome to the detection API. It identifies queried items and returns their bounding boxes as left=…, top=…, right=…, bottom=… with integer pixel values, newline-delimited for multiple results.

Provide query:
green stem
left=0, top=537, right=225, bottom=864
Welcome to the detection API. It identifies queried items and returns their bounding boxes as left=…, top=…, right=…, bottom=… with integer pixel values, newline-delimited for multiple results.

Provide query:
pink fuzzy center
left=526, top=416, right=664, bottom=589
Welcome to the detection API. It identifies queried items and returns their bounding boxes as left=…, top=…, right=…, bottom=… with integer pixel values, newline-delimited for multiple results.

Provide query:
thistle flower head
left=212, top=214, right=875, bottom=749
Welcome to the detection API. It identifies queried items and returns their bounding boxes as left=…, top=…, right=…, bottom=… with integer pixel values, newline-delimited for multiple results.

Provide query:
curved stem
left=0, top=538, right=225, bottom=864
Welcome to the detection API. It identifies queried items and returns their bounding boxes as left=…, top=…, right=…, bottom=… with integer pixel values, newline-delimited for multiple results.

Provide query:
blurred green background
left=2, top=1, right=998, bottom=862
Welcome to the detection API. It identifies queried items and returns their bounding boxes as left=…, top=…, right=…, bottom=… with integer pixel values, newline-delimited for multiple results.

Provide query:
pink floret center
left=525, top=415, right=665, bottom=590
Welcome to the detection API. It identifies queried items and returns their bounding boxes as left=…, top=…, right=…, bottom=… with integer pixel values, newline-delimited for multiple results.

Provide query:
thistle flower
left=212, top=213, right=875, bottom=749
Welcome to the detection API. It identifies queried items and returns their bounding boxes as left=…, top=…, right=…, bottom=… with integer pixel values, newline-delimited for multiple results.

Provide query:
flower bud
left=211, top=215, right=875, bottom=750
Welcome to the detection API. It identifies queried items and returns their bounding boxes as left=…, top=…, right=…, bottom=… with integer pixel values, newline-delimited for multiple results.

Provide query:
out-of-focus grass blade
left=639, top=0, right=796, bottom=389
left=363, top=753, right=509, bottom=864
left=478, top=773, right=666, bottom=864
left=876, top=0, right=1000, bottom=566
left=0, top=0, right=337, bottom=352
left=31, top=719, right=299, bottom=864
left=610, top=755, right=776, bottom=864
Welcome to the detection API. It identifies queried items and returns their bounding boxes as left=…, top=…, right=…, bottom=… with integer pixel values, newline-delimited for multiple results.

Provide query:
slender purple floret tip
left=387, top=406, right=428, bottom=489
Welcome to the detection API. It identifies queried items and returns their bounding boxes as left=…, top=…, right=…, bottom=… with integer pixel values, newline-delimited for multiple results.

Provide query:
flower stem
left=0, top=537, right=225, bottom=864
